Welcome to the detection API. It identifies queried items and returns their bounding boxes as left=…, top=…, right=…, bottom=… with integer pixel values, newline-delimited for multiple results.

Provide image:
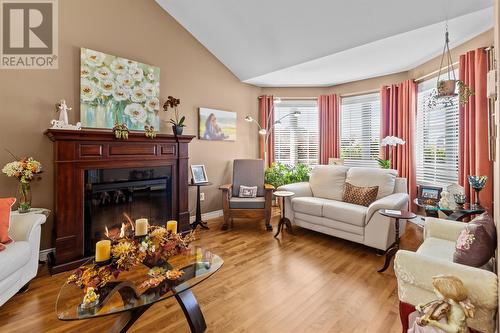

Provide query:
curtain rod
left=414, top=61, right=459, bottom=83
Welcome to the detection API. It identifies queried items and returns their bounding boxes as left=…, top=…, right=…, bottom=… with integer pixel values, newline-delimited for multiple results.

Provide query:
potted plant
left=436, top=79, right=473, bottom=105
left=2, top=154, right=42, bottom=213
left=377, top=136, right=405, bottom=169
left=163, top=96, right=185, bottom=136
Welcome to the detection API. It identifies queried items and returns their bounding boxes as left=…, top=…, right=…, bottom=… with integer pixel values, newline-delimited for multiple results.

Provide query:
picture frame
left=198, top=107, right=236, bottom=141
left=191, top=165, right=208, bottom=184
left=417, top=185, right=442, bottom=205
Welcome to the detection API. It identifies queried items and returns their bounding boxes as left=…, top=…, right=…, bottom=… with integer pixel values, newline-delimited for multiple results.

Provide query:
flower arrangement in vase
left=377, top=136, right=405, bottom=169
left=67, top=224, right=195, bottom=308
left=2, top=154, right=42, bottom=213
left=163, top=96, right=185, bottom=135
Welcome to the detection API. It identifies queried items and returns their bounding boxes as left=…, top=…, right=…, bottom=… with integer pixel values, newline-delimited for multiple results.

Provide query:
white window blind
left=340, top=93, right=381, bottom=167
left=416, top=76, right=459, bottom=186
left=273, top=99, right=319, bottom=166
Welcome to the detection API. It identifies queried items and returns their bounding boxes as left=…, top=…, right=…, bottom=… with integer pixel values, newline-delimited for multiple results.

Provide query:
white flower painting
left=80, top=48, right=160, bottom=130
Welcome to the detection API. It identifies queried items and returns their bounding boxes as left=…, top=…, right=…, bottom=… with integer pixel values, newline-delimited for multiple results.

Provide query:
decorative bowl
left=453, top=194, right=467, bottom=205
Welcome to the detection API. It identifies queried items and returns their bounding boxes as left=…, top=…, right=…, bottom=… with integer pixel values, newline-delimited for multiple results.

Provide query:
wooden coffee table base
left=110, top=289, right=206, bottom=333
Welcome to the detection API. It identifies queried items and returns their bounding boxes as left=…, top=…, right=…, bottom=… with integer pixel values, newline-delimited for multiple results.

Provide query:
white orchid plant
left=377, top=136, right=406, bottom=169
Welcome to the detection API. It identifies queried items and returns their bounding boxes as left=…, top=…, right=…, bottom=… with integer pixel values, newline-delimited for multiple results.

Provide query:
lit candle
left=166, top=220, right=177, bottom=234
left=95, top=240, right=111, bottom=262
left=135, top=218, right=149, bottom=236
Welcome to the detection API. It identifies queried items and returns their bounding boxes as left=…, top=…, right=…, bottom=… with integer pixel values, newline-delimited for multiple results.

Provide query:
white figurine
left=50, top=99, right=82, bottom=130
left=439, top=190, right=451, bottom=209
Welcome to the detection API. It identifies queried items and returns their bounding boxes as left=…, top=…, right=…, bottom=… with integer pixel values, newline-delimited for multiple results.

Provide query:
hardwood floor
left=0, top=212, right=422, bottom=333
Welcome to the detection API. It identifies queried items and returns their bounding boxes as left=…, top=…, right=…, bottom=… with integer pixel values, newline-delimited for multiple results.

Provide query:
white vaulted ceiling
left=155, top=0, right=493, bottom=87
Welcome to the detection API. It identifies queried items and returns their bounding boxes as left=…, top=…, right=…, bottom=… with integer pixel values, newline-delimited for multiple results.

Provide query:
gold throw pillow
left=342, top=182, right=379, bottom=207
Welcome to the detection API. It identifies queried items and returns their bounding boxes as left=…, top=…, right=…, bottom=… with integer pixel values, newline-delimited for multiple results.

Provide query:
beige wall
left=0, top=0, right=261, bottom=250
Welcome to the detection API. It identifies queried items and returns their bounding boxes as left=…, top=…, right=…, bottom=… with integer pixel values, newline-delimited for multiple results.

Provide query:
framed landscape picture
left=80, top=48, right=160, bottom=131
left=199, top=107, right=236, bottom=141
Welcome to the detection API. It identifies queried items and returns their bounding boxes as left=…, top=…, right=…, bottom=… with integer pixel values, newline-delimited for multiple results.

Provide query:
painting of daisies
left=80, top=48, right=160, bottom=131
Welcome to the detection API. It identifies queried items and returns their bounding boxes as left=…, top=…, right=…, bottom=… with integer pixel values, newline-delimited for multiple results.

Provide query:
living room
left=0, top=0, right=499, bottom=332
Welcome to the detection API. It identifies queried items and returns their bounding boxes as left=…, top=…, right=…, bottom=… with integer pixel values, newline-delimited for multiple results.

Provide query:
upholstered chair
left=219, top=159, right=274, bottom=230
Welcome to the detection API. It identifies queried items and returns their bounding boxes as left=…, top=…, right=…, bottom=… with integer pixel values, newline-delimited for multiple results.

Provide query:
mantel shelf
left=44, top=128, right=195, bottom=143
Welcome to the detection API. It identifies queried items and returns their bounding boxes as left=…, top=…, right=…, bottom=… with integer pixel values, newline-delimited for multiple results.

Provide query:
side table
left=377, top=209, right=416, bottom=273
left=189, top=182, right=212, bottom=230
left=273, top=191, right=295, bottom=238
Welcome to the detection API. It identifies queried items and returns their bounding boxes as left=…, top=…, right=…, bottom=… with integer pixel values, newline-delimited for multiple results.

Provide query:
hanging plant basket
left=437, top=79, right=457, bottom=97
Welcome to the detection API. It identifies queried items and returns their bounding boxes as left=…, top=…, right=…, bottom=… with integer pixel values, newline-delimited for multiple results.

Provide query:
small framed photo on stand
left=191, top=165, right=208, bottom=184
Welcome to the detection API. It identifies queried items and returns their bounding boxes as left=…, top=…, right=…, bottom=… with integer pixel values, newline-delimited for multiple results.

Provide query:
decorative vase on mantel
left=17, top=181, right=32, bottom=213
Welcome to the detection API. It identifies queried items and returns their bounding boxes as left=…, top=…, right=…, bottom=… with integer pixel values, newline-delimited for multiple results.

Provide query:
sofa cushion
left=322, top=200, right=367, bottom=227
left=229, top=197, right=265, bottom=209
left=342, top=182, right=378, bottom=207
left=345, top=167, right=397, bottom=199
left=0, top=198, right=16, bottom=248
left=416, top=237, right=455, bottom=262
left=294, top=212, right=364, bottom=235
left=309, top=165, right=349, bottom=201
left=0, top=241, right=31, bottom=280
left=292, top=197, right=331, bottom=217
left=453, top=213, right=497, bottom=267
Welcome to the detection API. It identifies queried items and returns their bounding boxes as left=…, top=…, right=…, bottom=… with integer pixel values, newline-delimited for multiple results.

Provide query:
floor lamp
left=244, top=110, right=301, bottom=167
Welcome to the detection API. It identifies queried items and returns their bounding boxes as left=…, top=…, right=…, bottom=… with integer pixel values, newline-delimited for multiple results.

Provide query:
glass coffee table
left=413, top=199, right=485, bottom=221
left=56, top=247, right=223, bottom=333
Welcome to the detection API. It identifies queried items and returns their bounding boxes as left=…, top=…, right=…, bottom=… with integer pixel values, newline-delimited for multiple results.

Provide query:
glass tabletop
left=413, top=198, right=484, bottom=213
left=56, top=246, right=223, bottom=320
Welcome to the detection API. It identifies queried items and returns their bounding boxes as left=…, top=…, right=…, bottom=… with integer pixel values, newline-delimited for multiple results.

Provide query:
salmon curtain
left=319, top=94, right=340, bottom=164
left=381, top=80, right=418, bottom=211
left=259, top=95, right=274, bottom=168
left=459, top=48, right=493, bottom=212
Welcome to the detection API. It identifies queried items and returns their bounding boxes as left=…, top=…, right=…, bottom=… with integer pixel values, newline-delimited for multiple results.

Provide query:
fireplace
left=83, top=166, right=173, bottom=257
left=45, top=129, right=194, bottom=273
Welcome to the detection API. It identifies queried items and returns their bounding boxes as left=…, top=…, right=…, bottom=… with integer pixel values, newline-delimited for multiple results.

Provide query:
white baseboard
left=189, top=209, right=223, bottom=224
left=39, top=248, right=55, bottom=262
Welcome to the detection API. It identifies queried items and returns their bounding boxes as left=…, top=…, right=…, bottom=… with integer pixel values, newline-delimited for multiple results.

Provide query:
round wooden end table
left=273, top=191, right=295, bottom=238
left=189, top=182, right=213, bottom=230
left=377, top=209, right=416, bottom=273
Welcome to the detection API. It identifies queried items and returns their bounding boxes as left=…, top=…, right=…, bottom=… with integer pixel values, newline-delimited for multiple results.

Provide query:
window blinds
left=273, top=99, right=319, bottom=166
left=340, top=93, right=381, bottom=167
left=416, top=77, right=459, bottom=186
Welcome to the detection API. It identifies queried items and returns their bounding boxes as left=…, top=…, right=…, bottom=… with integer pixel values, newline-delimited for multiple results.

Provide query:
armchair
left=395, top=217, right=498, bottom=333
left=219, top=159, right=274, bottom=231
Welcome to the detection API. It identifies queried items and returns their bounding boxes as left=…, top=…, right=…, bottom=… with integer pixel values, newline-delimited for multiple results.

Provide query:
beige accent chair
left=219, top=159, right=274, bottom=231
left=278, top=165, right=409, bottom=251
left=395, top=217, right=498, bottom=333
left=0, top=213, right=46, bottom=306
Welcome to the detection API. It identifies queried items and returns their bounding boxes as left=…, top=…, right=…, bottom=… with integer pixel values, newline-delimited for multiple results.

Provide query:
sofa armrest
left=277, top=182, right=312, bottom=197
left=395, top=250, right=498, bottom=310
left=9, top=213, right=47, bottom=243
left=424, top=217, right=467, bottom=242
left=366, top=192, right=409, bottom=222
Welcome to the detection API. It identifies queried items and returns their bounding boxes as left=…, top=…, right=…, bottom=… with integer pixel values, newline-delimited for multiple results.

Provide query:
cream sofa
left=0, top=213, right=46, bottom=306
left=395, top=217, right=498, bottom=333
left=278, top=165, right=409, bottom=251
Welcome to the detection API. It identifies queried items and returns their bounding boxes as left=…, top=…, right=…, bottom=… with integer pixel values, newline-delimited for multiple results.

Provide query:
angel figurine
left=410, top=275, right=475, bottom=333
left=50, top=99, right=81, bottom=130
left=55, top=99, right=71, bottom=125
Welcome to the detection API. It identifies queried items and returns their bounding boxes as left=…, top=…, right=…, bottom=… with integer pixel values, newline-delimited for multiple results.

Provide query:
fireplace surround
left=45, top=129, right=194, bottom=273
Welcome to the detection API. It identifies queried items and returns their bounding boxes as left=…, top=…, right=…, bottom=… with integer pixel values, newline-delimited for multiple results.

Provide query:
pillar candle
left=166, top=220, right=177, bottom=234
left=95, top=240, right=111, bottom=262
left=135, top=218, right=149, bottom=236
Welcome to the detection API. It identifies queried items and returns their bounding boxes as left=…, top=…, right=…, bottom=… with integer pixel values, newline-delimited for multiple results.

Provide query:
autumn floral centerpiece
left=67, top=225, right=195, bottom=308
left=2, top=155, right=42, bottom=213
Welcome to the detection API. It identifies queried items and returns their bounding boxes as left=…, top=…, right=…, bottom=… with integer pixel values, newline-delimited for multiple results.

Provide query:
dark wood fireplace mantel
left=45, top=129, right=194, bottom=273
